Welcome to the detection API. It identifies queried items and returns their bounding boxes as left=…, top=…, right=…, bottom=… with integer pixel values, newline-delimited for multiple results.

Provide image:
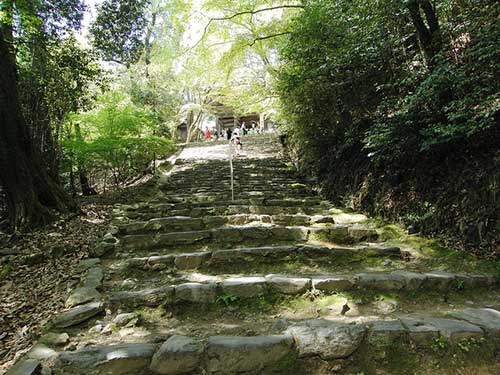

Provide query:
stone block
left=175, top=252, right=211, bottom=270
left=66, top=287, right=101, bottom=308
left=449, top=308, right=500, bottom=334
left=222, top=277, right=267, bottom=298
left=53, top=343, right=157, bottom=375
left=110, top=286, right=175, bottom=307
left=265, top=275, right=311, bottom=295
left=285, top=320, right=366, bottom=359
left=176, top=283, right=219, bottom=303
left=53, top=302, right=103, bottom=328
left=312, top=275, right=356, bottom=292
left=355, top=272, right=406, bottom=291
left=206, top=335, right=294, bottom=374
left=150, top=335, right=204, bottom=374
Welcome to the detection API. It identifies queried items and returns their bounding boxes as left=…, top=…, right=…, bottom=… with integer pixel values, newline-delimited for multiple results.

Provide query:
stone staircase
left=8, top=135, right=500, bottom=375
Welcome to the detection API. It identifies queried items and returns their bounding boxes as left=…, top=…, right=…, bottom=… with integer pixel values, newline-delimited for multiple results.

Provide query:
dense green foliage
left=279, top=0, right=499, bottom=253
left=65, top=93, right=175, bottom=189
left=90, top=0, right=151, bottom=65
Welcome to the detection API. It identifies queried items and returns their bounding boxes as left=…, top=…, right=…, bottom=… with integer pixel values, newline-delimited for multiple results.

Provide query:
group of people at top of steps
left=203, top=122, right=264, bottom=142
left=202, top=122, right=265, bottom=155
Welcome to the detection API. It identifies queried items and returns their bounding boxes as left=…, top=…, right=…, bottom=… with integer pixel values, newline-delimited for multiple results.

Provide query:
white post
left=229, top=144, right=234, bottom=201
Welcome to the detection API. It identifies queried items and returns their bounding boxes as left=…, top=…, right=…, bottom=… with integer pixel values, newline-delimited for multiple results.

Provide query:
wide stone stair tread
left=118, top=214, right=344, bottom=235
left=122, top=204, right=332, bottom=220
left=107, top=271, right=498, bottom=307
left=121, top=243, right=401, bottom=270
left=117, top=224, right=381, bottom=252
left=45, top=308, right=500, bottom=375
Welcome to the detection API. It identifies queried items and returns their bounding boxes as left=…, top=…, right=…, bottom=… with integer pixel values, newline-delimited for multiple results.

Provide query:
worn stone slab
left=26, top=344, right=57, bottom=360
left=308, top=226, right=350, bottom=243
left=150, top=335, right=205, bottom=374
left=272, top=214, right=311, bottom=226
left=211, top=245, right=297, bottom=262
left=83, top=267, right=104, bottom=290
left=285, top=320, right=366, bottom=359
left=312, top=275, right=356, bottom=292
left=449, top=308, right=500, bottom=334
left=390, top=271, right=427, bottom=290
left=426, top=318, right=483, bottom=343
left=270, top=226, right=308, bottom=241
left=206, top=335, right=294, bottom=375
left=120, top=221, right=149, bottom=234
left=39, top=332, right=69, bottom=346
left=265, top=275, right=311, bottom=295
left=127, top=257, right=149, bottom=269
left=110, top=286, right=175, bottom=307
left=310, top=215, right=335, bottom=224
left=53, top=343, right=157, bottom=375
left=66, top=287, right=101, bottom=308
left=455, top=274, right=498, bottom=289
left=368, top=320, right=407, bottom=346
left=175, top=252, right=211, bottom=270
left=5, top=359, right=40, bottom=375
left=157, top=231, right=212, bottom=246
left=120, top=234, right=158, bottom=250
left=400, top=318, right=439, bottom=345
left=147, top=216, right=204, bottom=231
left=355, top=272, right=406, bottom=291
left=147, top=255, right=176, bottom=270
left=53, top=302, right=103, bottom=328
left=176, top=283, right=219, bottom=303
left=202, top=216, right=228, bottom=227
left=347, top=226, right=378, bottom=242
left=212, top=228, right=244, bottom=243
left=422, top=271, right=456, bottom=291
left=222, top=277, right=267, bottom=298
left=113, top=313, right=138, bottom=327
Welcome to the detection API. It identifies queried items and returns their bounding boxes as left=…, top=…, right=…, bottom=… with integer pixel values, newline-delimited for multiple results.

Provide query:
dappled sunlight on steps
left=7, top=135, right=500, bottom=375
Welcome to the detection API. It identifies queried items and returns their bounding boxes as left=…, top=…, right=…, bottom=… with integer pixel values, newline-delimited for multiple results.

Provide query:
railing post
left=229, top=141, right=234, bottom=201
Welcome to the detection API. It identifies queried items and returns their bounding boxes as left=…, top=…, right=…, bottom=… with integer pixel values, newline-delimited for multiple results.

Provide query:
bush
left=278, top=0, right=500, bottom=254
left=64, top=92, right=175, bottom=191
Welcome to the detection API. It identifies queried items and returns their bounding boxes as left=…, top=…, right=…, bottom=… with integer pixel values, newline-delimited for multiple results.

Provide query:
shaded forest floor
left=0, top=181, right=157, bottom=371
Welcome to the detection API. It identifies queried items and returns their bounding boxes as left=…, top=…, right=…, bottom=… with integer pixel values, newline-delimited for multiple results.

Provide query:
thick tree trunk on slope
left=0, top=28, right=75, bottom=230
left=407, top=0, right=442, bottom=68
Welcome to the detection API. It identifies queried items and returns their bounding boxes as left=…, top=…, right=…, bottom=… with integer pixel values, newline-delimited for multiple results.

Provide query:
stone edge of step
left=107, top=271, right=499, bottom=307
left=11, top=308, right=500, bottom=375
left=121, top=243, right=400, bottom=271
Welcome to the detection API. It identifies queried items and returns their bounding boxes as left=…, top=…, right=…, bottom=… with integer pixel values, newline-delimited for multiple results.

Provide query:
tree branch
left=248, top=31, right=292, bottom=46
left=190, top=4, right=303, bottom=49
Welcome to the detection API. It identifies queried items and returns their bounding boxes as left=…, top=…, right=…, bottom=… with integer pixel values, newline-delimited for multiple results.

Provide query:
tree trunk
left=407, top=0, right=442, bottom=69
left=143, top=11, right=157, bottom=77
left=0, top=24, right=75, bottom=230
left=74, top=122, right=97, bottom=196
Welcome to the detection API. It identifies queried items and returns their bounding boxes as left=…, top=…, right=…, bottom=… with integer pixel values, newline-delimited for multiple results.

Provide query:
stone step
left=118, top=214, right=337, bottom=235
left=119, top=198, right=333, bottom=220
left=45, top=309, right=500, bottom=374
left=123, top=244, right=401, bottom=271
left=123, top=204, right=331, bottom=220
left=164, top=175, right=298, bottom=182
left=119, top=225, right=308, bottom=252
left=122, top=197, right=329, bottom=212
left=159, top=184, right=309, bottom=193
left=118, top=224, right=378, bottom=252
left=156, top=191, right=311, bottom=204
left=108, top=272, right=497, bottom=308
